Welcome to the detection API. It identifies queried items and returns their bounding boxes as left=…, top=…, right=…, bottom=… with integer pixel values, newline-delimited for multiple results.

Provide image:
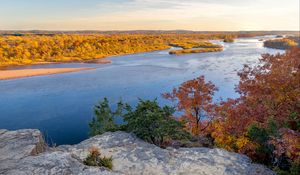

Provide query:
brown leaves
left=89, top=146, right=101, bottom=157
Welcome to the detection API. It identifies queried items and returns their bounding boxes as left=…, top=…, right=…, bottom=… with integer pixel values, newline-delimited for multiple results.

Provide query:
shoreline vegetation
left=0, top=32, right=298, bottom=80
left=223, top=34, right=235, bottom=43
left=264, top=37, right=299, bottom=50
left=169, top=41, right=223, bottom=55
left=1, top=31, right=298, bottom=67
left=169, top=41, right=222, bottom=49
left=169, top=47, right=223, bottom=55
left=0, top=35, right=169, bottom=67
left=0, top=67, right=95, bottom=80
left=223, top=36, right=235, bottom=43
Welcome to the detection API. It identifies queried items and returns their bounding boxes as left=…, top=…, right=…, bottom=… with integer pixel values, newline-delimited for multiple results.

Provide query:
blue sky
left=0, top=0, right=299, bottom=30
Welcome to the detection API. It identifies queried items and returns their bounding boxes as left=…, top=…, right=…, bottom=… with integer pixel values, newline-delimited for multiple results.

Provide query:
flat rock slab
left=0, top=129, right=275, bottom=175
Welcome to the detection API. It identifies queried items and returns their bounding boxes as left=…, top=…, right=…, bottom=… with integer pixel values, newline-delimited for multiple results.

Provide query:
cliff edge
left=0, top=129, right=275, bottom=175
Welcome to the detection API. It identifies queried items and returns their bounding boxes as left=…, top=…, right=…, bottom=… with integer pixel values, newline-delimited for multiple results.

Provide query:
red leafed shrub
left=163, top=75, right=218, bottom=136
left=209, top=48, right=300, bottom=173
left=165, top=48, right=300, bottom=173
left=269, top=128, right=300, bottom=164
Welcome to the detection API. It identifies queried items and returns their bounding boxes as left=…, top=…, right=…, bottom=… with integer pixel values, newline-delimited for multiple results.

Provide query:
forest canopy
left=1, top=31, right=297, bottom=66
left=0, top=33, right=229, bottom=66
left=0, top=34, right=169, bottom=66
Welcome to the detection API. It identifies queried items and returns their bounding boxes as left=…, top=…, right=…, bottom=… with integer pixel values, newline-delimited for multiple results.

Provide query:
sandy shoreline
left=0, top=67, right=95, bottom=80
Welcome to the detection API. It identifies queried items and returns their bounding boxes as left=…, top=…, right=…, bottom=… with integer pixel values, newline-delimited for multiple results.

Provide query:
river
left=0, top=36, right=283, bottom=145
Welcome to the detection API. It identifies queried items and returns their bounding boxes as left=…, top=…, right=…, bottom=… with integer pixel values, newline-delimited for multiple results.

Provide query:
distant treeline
left=0, top=33, right=229, bottom=66
left=0, top=34, right=170, bottom=66
left=0, top=32, right=298, bottom=66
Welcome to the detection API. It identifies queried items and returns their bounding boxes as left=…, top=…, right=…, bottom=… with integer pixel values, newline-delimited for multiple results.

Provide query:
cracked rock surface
left=0, top=129, right=275, bottom=175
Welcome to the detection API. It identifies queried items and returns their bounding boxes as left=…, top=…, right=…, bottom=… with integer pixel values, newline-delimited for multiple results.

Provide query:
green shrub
left=89, top=98, right=124, bottom=136
left=290, top=163, right=300, bottom=175
left=122, top=99, right=191, bottom=147
left=89, top=98, right=191, bottom=147
left=247, top=124, right=269, bottom=143
left=274, top=162, right=300, bottom=175
left=83, top=147, right=113, bottom=170
left=246, top=124, right=273, bottom=164
left=285, top=112, right=300, bottom=130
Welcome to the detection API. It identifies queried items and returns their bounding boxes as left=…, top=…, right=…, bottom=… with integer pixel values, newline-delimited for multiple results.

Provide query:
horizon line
left=1, top=29, right=299, bottom=32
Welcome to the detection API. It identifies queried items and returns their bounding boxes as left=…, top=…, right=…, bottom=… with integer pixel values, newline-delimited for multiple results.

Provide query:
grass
left=83, top=147, right=113, bottom=170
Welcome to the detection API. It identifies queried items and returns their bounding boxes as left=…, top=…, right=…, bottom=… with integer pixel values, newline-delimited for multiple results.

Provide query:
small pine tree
left=123, top=99, right=191, bottom=147
left=89, top=98, right=122, bottom=136
left=89, top=98, right=191, bottom=147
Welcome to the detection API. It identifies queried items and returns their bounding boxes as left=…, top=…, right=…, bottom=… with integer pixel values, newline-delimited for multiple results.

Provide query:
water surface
left=0, top=36, right=283, bottom=145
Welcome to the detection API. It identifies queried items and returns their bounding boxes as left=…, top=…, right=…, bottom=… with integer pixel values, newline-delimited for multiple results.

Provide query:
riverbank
left=0, top=67, right=95, bottom=80
left=0, top=59, right=112, bottom=70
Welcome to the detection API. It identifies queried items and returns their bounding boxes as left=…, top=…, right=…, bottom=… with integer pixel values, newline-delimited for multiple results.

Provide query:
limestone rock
left=0, top=129, right=46, bottom=161
left=0, top=129, right=275, bottom=175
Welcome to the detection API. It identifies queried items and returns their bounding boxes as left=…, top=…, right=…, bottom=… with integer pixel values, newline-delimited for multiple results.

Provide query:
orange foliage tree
left=163, top=47, right=299, bottom=171
left=209, top=47, right=300, bottom=169
left=163, top=76, right=218, bottom=135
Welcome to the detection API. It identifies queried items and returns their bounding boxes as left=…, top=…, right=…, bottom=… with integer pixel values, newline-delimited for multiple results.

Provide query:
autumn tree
left=163, top=76, right=218, bottom=135
left=237, top=47, right=300, bottom=127
left=209, top=48, right=300, bottom=173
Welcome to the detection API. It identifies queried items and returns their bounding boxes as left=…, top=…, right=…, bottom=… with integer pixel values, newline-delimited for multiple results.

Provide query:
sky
left=0, top=0, right=299, bottom=31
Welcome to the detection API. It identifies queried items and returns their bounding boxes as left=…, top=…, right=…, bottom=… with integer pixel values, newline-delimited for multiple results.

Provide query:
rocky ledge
left=0, top=129, right=275, bottom=175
